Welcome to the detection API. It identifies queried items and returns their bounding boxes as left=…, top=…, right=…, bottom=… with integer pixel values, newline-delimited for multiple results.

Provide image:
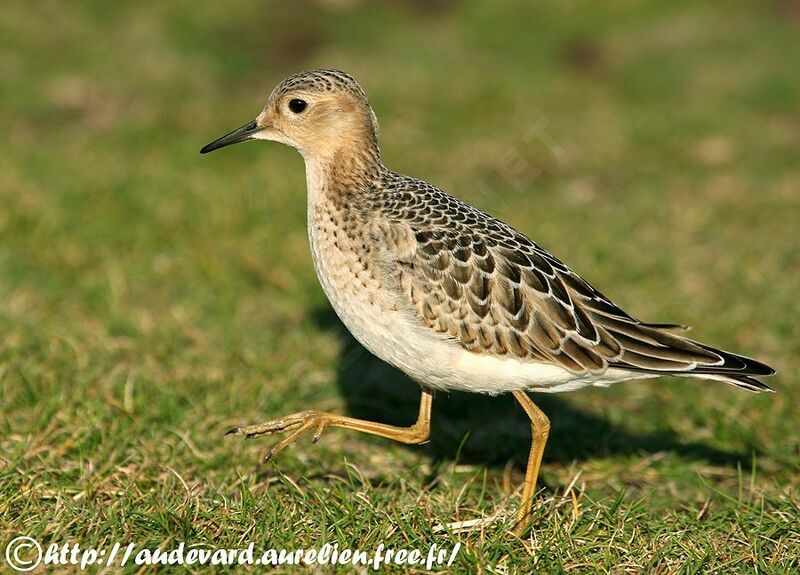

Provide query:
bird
left=200, top=69, right=775, bottom=535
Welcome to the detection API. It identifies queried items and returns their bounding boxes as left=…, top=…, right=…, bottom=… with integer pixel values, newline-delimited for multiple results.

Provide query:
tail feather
left=606, top=323, right=776, bottom=392
left=689, top=344, right=776, bottom=377
left=724, top=374, right=775, bottom=393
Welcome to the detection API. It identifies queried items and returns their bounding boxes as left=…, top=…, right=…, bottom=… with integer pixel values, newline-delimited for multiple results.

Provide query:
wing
left=374, top=175, right=775, bottom=388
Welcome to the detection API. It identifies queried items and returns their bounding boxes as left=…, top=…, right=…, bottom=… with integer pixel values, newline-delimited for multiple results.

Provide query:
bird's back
left=370, top=171, right=774, bottom=392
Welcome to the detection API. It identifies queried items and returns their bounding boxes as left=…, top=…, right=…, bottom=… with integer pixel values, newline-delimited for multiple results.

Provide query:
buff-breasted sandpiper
left=201, top=69, right=775, bottom=534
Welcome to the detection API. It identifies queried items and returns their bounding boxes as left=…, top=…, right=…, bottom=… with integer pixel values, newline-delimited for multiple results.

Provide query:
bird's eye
left=288, top=99, right=307, bottom=114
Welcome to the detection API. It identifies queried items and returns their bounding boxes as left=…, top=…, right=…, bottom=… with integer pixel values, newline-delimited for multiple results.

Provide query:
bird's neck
left=303, top=142, right=384, bottom=206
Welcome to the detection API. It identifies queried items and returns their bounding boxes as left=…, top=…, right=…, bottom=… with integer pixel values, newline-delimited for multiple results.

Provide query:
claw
left=312, top=421, right=326, bottom=443
left=229, top=410, right=330, bottom=462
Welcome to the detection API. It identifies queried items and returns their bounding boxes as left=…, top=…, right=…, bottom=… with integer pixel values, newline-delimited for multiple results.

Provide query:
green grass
left=2, top=0, right=799, bottom=572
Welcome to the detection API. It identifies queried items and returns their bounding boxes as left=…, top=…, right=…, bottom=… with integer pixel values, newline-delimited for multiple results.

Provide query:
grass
left=1, top=0, right=799, bottom=572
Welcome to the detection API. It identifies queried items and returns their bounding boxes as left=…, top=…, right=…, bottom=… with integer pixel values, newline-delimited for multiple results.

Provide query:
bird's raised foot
left=225, top=410, right=329, bottom=461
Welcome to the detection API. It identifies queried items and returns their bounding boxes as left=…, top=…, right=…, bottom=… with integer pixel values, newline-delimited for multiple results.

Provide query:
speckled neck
left=303, top=139, right=385, bottom=206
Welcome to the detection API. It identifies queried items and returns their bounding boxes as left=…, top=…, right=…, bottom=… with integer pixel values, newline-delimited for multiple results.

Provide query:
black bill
left=200, top=120, right=259, bottom=154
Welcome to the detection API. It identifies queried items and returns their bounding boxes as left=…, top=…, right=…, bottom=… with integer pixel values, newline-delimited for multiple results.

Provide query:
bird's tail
left=603, top=320, right=776, bottom=392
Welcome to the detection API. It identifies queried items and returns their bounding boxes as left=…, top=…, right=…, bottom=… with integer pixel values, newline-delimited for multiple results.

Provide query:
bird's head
left=201, top=69, right=380, bottom=165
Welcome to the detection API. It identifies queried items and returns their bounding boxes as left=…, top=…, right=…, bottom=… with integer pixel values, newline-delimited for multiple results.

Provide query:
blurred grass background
left=1, top=0, right=799, bottom=572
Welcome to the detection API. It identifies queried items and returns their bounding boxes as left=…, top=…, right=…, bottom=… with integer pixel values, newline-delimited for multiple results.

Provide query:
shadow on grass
left=312, top=306, right=754, bottom=478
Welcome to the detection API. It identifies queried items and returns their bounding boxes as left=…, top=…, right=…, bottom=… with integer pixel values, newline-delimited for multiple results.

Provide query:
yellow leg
left=512, top=390, right=550, bottom=535
left=228, top=388, right=433, bottom=461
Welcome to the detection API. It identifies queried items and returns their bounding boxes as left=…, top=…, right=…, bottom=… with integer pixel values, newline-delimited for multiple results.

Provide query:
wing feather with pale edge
left=372, top=174, right=774, bottom=391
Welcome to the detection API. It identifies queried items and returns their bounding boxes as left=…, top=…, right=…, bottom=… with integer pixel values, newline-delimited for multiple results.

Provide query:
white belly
left=307, top=201, right=448, bottom=384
